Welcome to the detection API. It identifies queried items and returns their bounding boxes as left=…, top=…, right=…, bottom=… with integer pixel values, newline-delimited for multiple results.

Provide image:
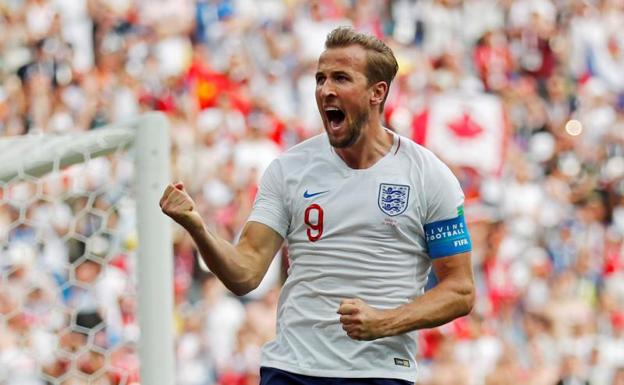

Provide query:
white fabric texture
left=248, top=131, right=465, bottom=381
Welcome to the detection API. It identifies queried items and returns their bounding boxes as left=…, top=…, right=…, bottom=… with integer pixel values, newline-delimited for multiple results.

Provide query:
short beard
left=328, top=109, right=368, bottom=148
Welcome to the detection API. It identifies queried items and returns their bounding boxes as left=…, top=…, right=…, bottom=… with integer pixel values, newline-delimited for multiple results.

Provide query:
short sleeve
left=424, top=155, right=465, bottom=223
left=422, top=154, right=471, bottom=258
left=247, top=159, right=290, bottom=238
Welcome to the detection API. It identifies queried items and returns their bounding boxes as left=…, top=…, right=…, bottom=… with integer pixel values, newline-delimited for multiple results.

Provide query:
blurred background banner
left=413, top=91, right=506, bottom=176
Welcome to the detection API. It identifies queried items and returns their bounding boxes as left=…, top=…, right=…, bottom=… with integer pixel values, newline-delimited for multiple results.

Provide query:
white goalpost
left=0, top=112, right=174, bottom=385
left=133, top=113, right=175, bottom=385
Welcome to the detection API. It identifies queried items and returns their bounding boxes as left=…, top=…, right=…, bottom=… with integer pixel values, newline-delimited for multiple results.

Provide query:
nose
left=318, top=80, right=337, bottom=99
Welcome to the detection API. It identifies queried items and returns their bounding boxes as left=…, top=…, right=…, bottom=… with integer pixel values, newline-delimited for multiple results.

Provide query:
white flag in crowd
left=414, top=92, right=506, bottom=176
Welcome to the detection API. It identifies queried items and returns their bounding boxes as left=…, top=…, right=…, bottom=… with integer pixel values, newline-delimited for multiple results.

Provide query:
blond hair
left=324, top=27, right=399, bottom=111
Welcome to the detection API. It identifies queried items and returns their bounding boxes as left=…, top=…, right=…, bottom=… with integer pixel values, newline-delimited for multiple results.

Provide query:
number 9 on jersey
left=304, top=204, right=324, bottom=242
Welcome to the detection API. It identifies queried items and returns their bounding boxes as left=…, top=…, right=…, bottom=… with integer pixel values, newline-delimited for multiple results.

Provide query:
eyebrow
left=315, top=70, right=351, bottom=78
left=332, top=71, right=351, bottom=77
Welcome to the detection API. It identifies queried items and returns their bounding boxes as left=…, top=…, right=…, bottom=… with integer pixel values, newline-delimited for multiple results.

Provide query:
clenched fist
left=159, top=182, right=203, bottom=230
left=337, top=298, right=390, bottom=341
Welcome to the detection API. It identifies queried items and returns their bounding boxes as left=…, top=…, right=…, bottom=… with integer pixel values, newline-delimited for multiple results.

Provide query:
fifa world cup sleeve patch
left=424, top=212, right=472, bottom=259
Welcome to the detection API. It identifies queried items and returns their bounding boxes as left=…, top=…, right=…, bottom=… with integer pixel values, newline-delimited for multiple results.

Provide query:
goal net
left=0, top=113, right=174, bottom=385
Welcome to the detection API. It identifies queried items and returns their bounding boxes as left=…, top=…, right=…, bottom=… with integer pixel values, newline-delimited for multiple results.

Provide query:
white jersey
left=248, top=131, right=467, bottom=381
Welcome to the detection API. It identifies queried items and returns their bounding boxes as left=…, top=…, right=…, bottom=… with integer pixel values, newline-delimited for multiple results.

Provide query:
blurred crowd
left=1, top=0, right=624, bottom=384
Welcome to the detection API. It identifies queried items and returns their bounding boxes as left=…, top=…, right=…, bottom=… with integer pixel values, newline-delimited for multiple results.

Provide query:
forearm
left=184, top=220, right=262, bottom=296
left=160, top=183, right=277, bottom=295
left=381, top=278, right=474, bottom=336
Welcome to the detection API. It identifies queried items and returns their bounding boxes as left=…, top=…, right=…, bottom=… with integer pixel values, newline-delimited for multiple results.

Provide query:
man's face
left=315, top=45, right=372, bottom=148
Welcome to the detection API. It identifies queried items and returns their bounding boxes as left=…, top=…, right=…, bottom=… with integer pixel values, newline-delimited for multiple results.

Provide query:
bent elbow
left=459, top=283, right=476, bottom=316
left=227, top=278, right=261, bottom=297
left=462, top=292, right=475, bottom=316
left=229, top=287, right=250, bottom=296
left=229, top=285, right=252, bottom=297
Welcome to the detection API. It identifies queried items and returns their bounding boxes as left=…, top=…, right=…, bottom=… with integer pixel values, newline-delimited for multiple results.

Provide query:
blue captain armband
left=424, top=214, right=472, bottom=259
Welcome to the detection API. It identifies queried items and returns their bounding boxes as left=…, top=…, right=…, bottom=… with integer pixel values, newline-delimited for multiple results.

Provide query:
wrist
left=378, top=307, right=403, bottom=337
left=180, top=211, right=204, bottom=233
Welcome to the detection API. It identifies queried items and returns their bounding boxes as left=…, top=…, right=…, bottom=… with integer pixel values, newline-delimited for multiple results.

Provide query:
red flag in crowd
left=186, top=60, right=235, bottom=110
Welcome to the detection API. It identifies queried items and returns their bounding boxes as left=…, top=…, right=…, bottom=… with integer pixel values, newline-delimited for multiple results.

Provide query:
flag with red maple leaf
left=412, top=92, right=507, bottom=176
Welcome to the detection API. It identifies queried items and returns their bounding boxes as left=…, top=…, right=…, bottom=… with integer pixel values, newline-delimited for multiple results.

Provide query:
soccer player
left=160, top=27, right=474, bottom=385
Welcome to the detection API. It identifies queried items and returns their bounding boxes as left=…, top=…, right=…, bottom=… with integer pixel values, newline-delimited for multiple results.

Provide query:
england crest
left=378, top=183, right=410, bottom=216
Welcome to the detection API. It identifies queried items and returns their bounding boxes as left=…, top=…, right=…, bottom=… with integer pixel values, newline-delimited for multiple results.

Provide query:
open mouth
left=325, top=107, right=346, bottom=130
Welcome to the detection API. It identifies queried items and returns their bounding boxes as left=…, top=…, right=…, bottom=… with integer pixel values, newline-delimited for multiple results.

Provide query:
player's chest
left=287, top=171, right=423, bottom=240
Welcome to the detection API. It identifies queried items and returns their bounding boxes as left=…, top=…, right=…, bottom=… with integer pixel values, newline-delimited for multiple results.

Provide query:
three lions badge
left=378, top=183, right=410, bottom=216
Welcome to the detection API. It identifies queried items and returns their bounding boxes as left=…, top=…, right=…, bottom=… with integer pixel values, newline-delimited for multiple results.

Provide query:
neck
left=334, top=119, right=394, bottom=169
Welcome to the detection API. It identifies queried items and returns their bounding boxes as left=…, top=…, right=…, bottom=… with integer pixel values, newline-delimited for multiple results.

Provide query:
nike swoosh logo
left=303, top=190, right=329, bottom=198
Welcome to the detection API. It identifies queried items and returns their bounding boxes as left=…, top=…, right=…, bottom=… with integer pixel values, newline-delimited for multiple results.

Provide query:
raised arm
left=160, top=182, right=284, bottom=296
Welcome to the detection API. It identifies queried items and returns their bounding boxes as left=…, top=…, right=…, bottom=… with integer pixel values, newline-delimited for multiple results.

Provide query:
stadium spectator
left=2, top=1, right=624, bottom=384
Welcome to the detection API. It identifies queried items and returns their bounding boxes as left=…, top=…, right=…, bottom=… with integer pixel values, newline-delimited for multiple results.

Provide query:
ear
left=370, top=81, right=388, bottom=108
